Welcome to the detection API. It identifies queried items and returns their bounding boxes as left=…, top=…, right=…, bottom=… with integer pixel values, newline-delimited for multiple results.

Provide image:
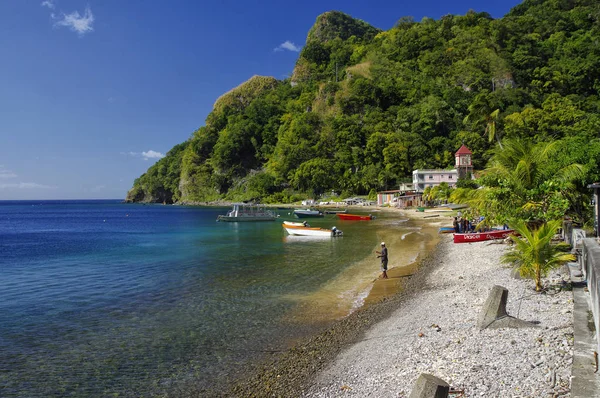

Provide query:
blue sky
left=0, top=0, right=522, bottom=200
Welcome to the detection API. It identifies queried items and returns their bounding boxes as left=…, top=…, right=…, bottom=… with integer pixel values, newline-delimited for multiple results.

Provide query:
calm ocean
left=0, top=200, right=434, bottom=396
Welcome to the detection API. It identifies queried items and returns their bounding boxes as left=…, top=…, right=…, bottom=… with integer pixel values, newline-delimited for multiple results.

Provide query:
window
left=428, top=175, right=433, bottom=179
left=448, top=175, right=453, bottom=179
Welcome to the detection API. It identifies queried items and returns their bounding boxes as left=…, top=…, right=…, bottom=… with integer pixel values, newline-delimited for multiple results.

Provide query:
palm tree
left=502, top=219, right=575, bottom=291
left=463, top=91, right=503, bottom=148
left=457, top=138, right=585, bottom=225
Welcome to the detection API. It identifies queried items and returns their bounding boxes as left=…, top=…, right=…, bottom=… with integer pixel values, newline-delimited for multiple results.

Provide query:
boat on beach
left=294, top=209, right=324, bottom=218
left=453, top=229, right=515, bottom=243
left=282, top=224, right=343, bottom=237
left=216, top=204, right=277, bottom=222
left=438, top=227, right=455, bottom=234
left=336, top=213, right=374, bottom=221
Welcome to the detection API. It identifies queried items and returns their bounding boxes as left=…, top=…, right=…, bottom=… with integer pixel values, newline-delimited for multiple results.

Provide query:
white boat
left=283, top=224, right=343, bottom=237
left=293, top=209, right=324, bottom=218
left=283, top=220, right=310, bottom=227
left=217, top=204, right=277, bottom=222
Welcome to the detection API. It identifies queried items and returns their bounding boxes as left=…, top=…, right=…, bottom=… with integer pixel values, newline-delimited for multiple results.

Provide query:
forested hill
left=126, top=1, right=600, bottom=204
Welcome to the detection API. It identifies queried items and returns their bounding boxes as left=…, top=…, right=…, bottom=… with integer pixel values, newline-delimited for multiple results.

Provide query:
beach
left=229, top=208, right=574, bottom=397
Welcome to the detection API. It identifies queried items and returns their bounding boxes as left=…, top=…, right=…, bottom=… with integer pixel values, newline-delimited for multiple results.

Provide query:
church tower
left=455, top=144, right=473, bottom=179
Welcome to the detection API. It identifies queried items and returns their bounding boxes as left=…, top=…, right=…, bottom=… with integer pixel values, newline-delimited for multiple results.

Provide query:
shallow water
left=0, top=201, right=436, bottom=396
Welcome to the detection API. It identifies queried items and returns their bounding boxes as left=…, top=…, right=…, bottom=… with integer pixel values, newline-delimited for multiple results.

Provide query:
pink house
left=412, top=144, right=474, bottom=192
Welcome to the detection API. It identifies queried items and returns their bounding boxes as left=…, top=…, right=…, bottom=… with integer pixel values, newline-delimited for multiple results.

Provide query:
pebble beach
left=305, top=234, right=574, bottom=398
left=228, top=210, right=574, bottom=397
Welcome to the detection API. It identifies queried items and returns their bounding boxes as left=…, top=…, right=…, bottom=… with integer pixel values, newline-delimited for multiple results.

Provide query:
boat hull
left=336, top=213, right=373, bottom=221
left=217, top=215, right=276, bottom=222
left=294, top=210, right=324, bottom=218
left=453, top=230, right=515, bottom=243
left=438, top=227, right=455, bottom=234
left=283, top=225, right=342, bottom=237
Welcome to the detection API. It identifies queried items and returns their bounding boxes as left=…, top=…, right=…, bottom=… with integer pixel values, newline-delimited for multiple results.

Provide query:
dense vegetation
left=127, top=0, right=600, bottom=227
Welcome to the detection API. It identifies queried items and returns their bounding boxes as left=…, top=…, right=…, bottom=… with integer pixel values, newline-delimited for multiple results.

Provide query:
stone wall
left=580, top=237, right=600, bottom=354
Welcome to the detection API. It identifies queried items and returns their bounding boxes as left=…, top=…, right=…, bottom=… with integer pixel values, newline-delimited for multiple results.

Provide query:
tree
left=502, top=219, right=575, bottom=291
left=472, top=138, right=585, bottom=224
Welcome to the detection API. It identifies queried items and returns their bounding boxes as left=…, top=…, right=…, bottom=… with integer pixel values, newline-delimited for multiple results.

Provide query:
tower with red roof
left=455, top=144, right=473, bottom=179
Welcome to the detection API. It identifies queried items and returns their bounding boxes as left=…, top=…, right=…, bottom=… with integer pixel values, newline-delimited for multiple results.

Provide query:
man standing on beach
left=376, top=242, right=388, bottom=279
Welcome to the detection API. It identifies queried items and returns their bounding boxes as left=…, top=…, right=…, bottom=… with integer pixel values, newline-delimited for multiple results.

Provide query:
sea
left=0, top=200, right=437, bottom=396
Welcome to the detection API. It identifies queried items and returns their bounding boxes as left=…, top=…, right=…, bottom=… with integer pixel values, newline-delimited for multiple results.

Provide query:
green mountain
left=126, top=3, right=600, bottom=204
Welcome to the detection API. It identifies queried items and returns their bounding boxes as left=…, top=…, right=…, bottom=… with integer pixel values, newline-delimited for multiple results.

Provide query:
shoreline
left=225, top=210, right=573, bottom=397
left=225, top=211, right=455, bottom=397
left=305, top=237, right=573, bottom=397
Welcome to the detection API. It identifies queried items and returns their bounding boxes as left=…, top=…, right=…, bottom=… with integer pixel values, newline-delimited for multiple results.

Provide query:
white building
left=412, top=144, right=475, bottom=193
left=412, top=169, right=458, bottom=192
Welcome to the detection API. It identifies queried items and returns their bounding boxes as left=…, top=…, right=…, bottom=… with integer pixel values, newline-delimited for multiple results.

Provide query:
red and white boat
left=336, top=213, right=374, bottom=221
left=453, top=229, right=515, bottom=243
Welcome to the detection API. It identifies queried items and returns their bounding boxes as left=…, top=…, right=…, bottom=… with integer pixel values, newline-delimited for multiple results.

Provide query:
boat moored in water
left=453, top=229, right=515, bottom=243
left=282, top=224, right=343, bottom=237
left=217, top=204, right=277, bottom=222
left=283, top=220, right=310, bottom=227
left=336, top=213, right=374, bottom=221
left=294, top=209, right=324, bottom=218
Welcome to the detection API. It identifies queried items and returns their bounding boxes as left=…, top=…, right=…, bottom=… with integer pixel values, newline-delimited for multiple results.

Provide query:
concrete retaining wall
left=580, top=238, right=600, bottom=354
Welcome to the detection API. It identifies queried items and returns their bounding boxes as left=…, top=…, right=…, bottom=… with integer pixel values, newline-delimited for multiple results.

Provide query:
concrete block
left=408, top=373, right=449, bottom=398
left=478, top=285, right=536, bottom=330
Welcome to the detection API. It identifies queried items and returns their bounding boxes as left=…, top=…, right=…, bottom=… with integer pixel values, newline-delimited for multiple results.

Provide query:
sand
left=226, top=207, right=573, bottom=397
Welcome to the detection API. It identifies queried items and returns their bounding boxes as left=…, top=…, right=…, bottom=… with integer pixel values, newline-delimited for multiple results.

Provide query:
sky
left=0, top=0, right=523, bottom=200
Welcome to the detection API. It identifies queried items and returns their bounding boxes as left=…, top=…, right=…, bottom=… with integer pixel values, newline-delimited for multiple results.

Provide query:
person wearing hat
left=376, top=242, right=388, bottom=279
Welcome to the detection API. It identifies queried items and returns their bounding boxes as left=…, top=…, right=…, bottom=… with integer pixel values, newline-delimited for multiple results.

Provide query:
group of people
left=453, top=215, right=475, bottom=233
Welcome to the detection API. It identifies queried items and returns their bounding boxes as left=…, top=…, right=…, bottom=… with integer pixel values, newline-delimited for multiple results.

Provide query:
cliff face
left=126, top=2, right=600, bottom=204
left=292, top=11, right=380, bottom=83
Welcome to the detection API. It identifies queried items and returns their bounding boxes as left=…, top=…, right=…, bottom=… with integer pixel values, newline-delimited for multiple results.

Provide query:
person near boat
left=376, top=242, right=388, bottom=279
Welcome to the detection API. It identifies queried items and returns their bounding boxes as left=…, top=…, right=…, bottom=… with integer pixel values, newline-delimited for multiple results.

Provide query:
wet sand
left=223, top=207, right=456, bottom=397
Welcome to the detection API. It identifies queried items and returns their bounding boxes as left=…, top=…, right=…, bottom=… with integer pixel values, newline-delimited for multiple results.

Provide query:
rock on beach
left=305, top=235, right=574, bottom=398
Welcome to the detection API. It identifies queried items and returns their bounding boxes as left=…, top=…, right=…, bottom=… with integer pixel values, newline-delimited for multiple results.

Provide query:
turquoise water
left=0, top=200, right=432, bottom=396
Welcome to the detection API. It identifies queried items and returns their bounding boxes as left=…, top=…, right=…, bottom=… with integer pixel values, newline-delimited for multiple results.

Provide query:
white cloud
left=142, top=150, right=165, bottom=160
left=53, top=6, right=95, bottom=36
left=274, top=41, right=302, bottom=52
left=0, top=182, right=56, bottom=190
left=122, top=150, right=165, bottom=160
left=41, top=0, right=55, bottom=9
left=0, top=166, right=17, bottom=179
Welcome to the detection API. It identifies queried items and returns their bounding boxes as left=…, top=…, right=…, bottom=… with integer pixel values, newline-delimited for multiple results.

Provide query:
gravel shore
left=305, top=235, right=574, bottom=398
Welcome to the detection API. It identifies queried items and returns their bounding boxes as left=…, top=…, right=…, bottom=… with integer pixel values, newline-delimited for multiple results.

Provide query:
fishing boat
left=294, top=209, right=324, bottom=218
left=438, top=227, right=455, bottom=234
left=282, top=224, right=343, bottom=237
left=453, top=229, right=515, bottom=243
left=336, top=213, right=374, bottom=221
left=216, top=204, right=277, bottom=222
left=283, top=220, right=310, bottom=227
left=324, top=209, right=347, bottom=214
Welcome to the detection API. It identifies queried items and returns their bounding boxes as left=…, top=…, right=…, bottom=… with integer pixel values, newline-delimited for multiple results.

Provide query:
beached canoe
left=439, top=227, right=455, bottom=234
left=336, top=213, right=374, bottom=221
left=453, top=229, right=515, bottom=243
left=283, top=224, right=343, bottom=237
